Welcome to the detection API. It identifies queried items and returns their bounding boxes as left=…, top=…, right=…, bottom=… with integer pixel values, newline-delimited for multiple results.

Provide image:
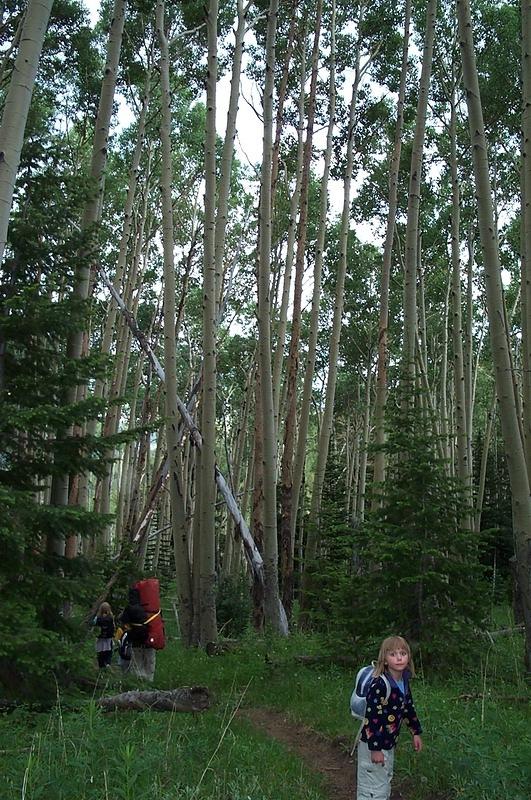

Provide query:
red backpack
left=133, top=578, right=166, bottom=650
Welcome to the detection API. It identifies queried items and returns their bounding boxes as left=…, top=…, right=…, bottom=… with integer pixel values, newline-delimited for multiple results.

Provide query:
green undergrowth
left=1, top=612, right=529, bottom=800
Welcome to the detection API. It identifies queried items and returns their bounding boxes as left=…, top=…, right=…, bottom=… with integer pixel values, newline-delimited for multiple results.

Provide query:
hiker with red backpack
left=119, top=580, right=166, bottom=682
left=354, top=635, right=423, bottom=800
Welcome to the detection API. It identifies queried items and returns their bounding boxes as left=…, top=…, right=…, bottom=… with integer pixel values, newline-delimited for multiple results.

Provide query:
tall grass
left=2, top=611, right=530, bottom=800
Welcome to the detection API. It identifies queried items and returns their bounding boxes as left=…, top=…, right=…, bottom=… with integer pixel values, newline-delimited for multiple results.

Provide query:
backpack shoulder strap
left=381, top=674, right=391, bottom=703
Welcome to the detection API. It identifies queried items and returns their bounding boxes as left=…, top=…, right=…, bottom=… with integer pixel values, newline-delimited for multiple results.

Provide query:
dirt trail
left=239, top=707, right=407, bottom=800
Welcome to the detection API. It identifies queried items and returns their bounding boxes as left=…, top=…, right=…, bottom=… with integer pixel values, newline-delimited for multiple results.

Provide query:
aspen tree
left=288, top=0, right=337, bottom=606
left=457, top=0, right=531, bottom=669
left=301, top=3, right=366, bottom=587
left=198, top=0, right=219, bottom=646
left=49, top=0, right=127, bottom=556
left=372, top=0, right=411, bottom=494
left=402, top=0, right=437, bottom=375
left=278, top=0, right=322, bottom=617
left=271, top=36, right=306, bottom=432
left=0, top=0, right=54, bottom=269
left=449, top=65, right=473, bottom=523
left=157, top=0, right=193, bottom=644
left=521, top=1, right=531, bottom=476
left=256, top=0, right=286, bottom=634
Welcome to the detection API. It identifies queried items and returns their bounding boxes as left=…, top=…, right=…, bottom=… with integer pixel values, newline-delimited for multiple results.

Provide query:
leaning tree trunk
left=198, top=0, right=219, bottom=646
left=256, top=0, right=286, bottom=635
left=157, top=0, right=193, bottom=645
left=457, top=0, right=531, bottom=671
left=402, top=0, right=437, bottom=377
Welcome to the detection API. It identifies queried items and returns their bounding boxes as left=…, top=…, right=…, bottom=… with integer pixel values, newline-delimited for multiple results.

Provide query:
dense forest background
left=1, top=0, right=530, bottom=699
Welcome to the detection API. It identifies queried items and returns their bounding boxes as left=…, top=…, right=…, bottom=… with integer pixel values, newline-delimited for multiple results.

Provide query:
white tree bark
left=457, top=0, right=531, bottom=670
left=157, top=0, right=194, bottom=645
left=402, top=0, right=437, bottom=374
left=372, top=0, right=411, bottom=494
left=0, top=0, right=54, bottom=266
left=256, top=0, right=286, bottom=635
left=198, top=0, right=220, bottom=646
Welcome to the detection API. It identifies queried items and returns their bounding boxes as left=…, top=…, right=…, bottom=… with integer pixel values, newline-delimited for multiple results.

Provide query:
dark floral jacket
left=360, top=672, right=422, bottom=751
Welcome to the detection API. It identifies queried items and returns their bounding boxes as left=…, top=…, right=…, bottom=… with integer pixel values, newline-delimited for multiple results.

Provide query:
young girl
left=357, top=635, right=423, bottom=800
left=92, top=601, right=115, bottom=669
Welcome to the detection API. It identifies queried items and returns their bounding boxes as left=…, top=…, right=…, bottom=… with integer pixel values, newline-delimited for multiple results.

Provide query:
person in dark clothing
left=92, top=601, right=115, bottom=668
left=120, top=588, right=148, bottom=645
left=119, top=587, right=155, bottom=681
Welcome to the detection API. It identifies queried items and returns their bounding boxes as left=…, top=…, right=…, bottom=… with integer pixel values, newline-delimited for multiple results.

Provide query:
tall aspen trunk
left=464, top=227, right=475, bottom=443
left=157, top=0, right=193, bottom=645
left=521, top=2, right=531, bottom=477
left=251, top=364, right=265, bottom=630
left=198, top=0, right=219, bottom=646
left=449, top=79, right=472, bottom=523
left=301, top=16, right=364, bottom=588
left=457, top=0, right=531, bottom=670
left=272, top=42, right=306, bottom=431
left=48, top=0, right=127, bottom=555
left=278, top=0, right=322, bottom=619
left=68, top=0, right=127, bottom=359
left=97, top=162, right=151, bottom=532
left=357, top=362, right=373, bottom=523
left=475, top=394, right=496, bottom=533
left=214, top=0, right=247, bottom=311
left=402, top=0, right=437, bottom=374
left=270, top=0, right=297, bottom=207
left=0, top=0, right=53, bottom=268
left=372, top=0, right=411, bottom=495
left=439, top=272, right=451, bottom=464
left=290, top=0, right=337, bottom=558
left=256, top=0, right=287, bottom=634
left=222, top=360, right=253, bottom=578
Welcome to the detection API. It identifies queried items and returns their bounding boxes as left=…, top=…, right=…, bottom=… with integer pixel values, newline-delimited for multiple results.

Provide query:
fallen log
left=98, top=686, right=211, bottom=712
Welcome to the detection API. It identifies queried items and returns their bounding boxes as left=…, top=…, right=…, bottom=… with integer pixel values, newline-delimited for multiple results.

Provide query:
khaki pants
left=356, top=741, right=394, bottom=800
left=122, top=646, right=156, bottom=682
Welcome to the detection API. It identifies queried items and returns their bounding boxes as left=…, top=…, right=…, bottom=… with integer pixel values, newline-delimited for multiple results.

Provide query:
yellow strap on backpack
left=130, top=610, right=160, bottom=627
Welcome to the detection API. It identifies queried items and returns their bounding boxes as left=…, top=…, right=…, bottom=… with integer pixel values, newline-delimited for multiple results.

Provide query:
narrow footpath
left=239, top=707, right=442, bottom=800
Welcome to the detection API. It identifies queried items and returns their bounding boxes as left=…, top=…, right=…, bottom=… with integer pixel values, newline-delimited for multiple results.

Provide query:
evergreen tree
left=352, top=382, right=488, bottom=667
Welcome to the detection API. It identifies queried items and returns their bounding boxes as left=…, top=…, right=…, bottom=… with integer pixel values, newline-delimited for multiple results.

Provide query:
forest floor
left=239, top=707, right=448, bottom=800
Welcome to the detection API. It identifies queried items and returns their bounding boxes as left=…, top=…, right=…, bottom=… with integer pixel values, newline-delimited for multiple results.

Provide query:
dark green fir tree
left=352, top=383, right=488, bottom=669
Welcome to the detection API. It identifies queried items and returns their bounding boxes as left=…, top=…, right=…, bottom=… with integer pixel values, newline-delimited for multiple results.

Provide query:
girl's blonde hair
left=97, top=601, right=113, bottom=618
left=373, top=635, right=415, bottom=677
